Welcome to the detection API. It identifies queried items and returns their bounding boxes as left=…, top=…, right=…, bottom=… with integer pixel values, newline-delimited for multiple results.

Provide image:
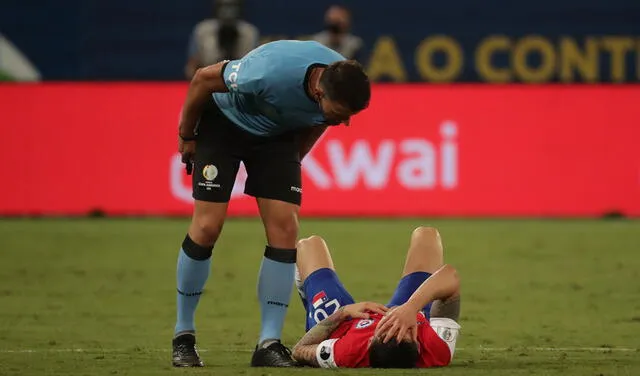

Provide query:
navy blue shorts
left=302, top=268, right=432, bottom=331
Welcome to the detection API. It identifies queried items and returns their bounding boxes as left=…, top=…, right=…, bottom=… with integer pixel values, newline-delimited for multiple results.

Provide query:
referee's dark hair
left=321, top=60, right=371, bottom=112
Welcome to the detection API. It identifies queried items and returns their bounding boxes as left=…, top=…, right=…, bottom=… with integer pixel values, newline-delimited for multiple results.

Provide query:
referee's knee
left=189, top=214, right=224, bottom=246
left=265, top=219, right=299, bottom=249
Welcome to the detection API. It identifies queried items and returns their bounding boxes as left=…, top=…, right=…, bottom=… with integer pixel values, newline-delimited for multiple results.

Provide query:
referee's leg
left=172, top=102, right=241, bottom=367
left=244, top=134, right=302, bottom=367
left=254, top=197, right=299, bottom=330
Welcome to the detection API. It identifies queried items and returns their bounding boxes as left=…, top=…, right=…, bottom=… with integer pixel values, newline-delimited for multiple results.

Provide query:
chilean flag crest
left=312, top=291, right=328, bottom=309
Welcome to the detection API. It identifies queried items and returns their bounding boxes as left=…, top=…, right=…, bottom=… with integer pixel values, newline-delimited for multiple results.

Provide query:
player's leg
left=401, top=226, right=444, bottom=277
left=381, top=227, right=462, bottom=364
left=397, top=227, right=461, bottom=321
left=296, top=235, right=355, bottom=331
left=293, top=235, right=336, bottom=327
left=296, top=235, right=335, bottom=284
left=387, top=226, right=445, bottom=317
left=393, top=227, right=461, bottom=361
left=242, top=130, right=303, bottom=366
left=172, top=100, right=241, bottom=367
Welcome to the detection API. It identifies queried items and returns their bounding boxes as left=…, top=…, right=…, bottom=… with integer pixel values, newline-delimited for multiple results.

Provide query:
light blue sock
left=257, top=247, right=296, bottom=344
left=175, top=246, right=212, bottom=336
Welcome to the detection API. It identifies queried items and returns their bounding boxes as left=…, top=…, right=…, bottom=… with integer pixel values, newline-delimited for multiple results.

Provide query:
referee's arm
left=179, top=61, right=229, bottom=138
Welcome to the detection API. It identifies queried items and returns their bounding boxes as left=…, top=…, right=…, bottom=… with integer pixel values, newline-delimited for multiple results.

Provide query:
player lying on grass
left=291, top=226, right=461, bottom=368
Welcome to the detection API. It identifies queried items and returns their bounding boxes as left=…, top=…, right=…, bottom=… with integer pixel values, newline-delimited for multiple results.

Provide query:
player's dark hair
left=320, top=60, right=371, bottom=113
left=369, top=337, right=419, bottom=369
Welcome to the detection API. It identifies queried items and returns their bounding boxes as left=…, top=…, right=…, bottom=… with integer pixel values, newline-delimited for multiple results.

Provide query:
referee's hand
left=179, top=138, right=196, bottom=175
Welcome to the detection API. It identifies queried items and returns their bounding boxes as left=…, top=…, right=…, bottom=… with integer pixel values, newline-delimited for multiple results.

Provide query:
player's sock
left=257, top=245, right=296, bottom=345
left=174, top=234, right=213, bottom=336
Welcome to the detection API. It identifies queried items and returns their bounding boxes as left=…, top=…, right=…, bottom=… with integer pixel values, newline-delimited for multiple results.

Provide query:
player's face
left=319, top=96, right=354, bottom=126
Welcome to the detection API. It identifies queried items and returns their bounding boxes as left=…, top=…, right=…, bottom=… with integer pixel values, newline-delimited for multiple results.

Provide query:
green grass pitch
left=0, top=218, right=639, bottom=375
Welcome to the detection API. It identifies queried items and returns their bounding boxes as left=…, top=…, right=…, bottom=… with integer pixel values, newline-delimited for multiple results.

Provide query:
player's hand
left=342, top=302, right=389, bottom=320
left=178, top=138, right=196, bottom=175
left=377, top=304, right=419, bottom=343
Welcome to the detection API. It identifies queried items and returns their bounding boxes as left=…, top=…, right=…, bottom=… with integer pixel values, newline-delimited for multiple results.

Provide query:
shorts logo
left=202, top=165, right=218, bottom=181
left=290, top=186, right=302, bottom=193
left=356, top=319, right=374, bottom=329
left=319, top=345, right=331, bottom=360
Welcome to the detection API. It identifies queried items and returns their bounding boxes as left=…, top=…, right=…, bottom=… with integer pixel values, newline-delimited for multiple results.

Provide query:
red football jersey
left=315, top=312, right=460, bottom=368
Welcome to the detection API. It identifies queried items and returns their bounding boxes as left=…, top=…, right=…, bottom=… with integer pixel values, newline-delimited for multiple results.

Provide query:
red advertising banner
left=1, top=84, right=639, bottom=217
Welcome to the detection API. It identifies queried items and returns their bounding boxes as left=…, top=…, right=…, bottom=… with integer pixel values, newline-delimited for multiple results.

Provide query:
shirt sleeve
left=221, top=54, right=266, bottom=95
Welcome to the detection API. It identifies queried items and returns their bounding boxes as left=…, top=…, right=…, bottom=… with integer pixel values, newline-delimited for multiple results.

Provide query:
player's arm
left=178, top=62, right=229, bottom=139
left=378, top=265, right=460, bottom=343
left=405, top=264, right=460, bottom=315
left=298, top=125, right=328, bottom=159
left=292, top=307, right=348, bottom=366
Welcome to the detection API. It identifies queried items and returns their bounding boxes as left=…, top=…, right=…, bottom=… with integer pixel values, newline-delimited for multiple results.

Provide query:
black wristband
left=180, top=134, right=197, bottom=141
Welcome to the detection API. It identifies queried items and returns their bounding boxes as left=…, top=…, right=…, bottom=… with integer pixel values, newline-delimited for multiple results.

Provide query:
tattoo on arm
left=296, top=307, right=345, bottom=346
left=292, top=344, right=320, bottom=367
left=292, top=307, right=346, bottom=366
left=429, top=295, right=461, bottom=321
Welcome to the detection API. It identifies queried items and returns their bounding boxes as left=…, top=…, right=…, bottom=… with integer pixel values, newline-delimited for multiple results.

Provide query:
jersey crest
left=355, top=319, right=374, bottom=329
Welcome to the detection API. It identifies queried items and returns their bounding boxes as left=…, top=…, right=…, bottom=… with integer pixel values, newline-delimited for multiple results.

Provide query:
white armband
left=315, top=338, right=338, bottom=368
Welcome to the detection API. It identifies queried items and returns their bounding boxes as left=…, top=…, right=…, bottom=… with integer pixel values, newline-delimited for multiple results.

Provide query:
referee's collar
left=304, top=63, right=328, bottom=103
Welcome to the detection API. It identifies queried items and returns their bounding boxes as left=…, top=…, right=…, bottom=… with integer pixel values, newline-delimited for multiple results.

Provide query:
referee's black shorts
left=192, top=99, right=302, bottom=205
